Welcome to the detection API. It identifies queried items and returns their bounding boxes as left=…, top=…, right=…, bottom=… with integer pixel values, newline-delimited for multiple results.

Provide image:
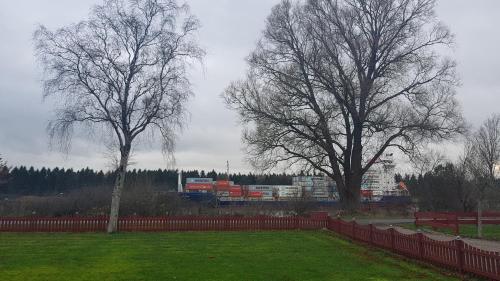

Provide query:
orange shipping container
left=214, top=185, right=232, bottom=191
left=216, top=180, right=230, bottom=186
left=185, top=183, right=213, bottom=191
left=248, top=191, right=263, bottom=197
left=361, top=190, right=373, bottom=197
left=229, top=186, right=241, bottom=192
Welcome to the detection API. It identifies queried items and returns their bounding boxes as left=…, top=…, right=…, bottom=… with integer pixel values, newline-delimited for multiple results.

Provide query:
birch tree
left=34, top=0, right=204, bottom=232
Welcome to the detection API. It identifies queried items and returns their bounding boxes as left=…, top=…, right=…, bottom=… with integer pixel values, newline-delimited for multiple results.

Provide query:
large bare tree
left=34, top=0, right=204, bottom=232
left=465, top=115, right=500, bottom=237
left=224, top=0, right=463, bottom=209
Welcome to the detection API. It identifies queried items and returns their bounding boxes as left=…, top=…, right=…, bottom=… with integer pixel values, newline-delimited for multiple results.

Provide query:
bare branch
left=224, top=0, right=463, bottom=209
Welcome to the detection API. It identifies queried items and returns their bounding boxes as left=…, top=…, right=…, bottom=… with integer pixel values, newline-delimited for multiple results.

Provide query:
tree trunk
left=477, top=200, right=482, bottom=238
left=107, top=148, right=130, bottom=233
left=343, top=175, right=361, bottom=211
left=336, top=172, right=361, bottom=211
left=342, top=123, right=363, bottom=211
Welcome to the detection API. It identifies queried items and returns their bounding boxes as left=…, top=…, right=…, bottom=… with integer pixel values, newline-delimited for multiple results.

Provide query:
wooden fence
left=415, top=212, right=460, bottom=234
left=0, top=215, right=327, bottom=232
left=1, top=215, right=499, bottom=280
left=415, top=211, right=500, bottom=235
left=326, top=217, right=500, bottom=280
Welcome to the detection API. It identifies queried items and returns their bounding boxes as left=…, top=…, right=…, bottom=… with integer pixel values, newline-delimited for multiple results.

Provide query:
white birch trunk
left=107, top=151, right=129, bottom=233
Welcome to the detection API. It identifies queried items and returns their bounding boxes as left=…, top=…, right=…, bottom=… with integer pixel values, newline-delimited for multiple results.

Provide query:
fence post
left=417, top=231, right=424, bottom=260
left=352, top=219, right=356, bottom=239
left=390, top=226, right=395, bottom=250
left=455, top=237, right=465, bottom=274
left=369, top=224, right=374, bottom=245
left=224, top=216, right=229, bottom=231
left=29, top=216, right=36, bottom=232
left=454, top=213, right=459, bottom=236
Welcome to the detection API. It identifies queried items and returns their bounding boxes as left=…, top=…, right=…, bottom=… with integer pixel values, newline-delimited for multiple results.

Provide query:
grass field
left=0, top=231, right=459, bottom=281
left=400, top=223, right=500, bottom=240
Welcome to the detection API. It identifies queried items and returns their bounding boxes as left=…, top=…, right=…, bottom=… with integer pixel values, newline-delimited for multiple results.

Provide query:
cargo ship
left=180, top=177, right=409, bottom=205
left=178, top=153, right=409, bottom=204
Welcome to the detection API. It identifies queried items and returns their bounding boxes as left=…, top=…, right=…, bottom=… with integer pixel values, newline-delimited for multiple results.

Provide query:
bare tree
left=224, top=0, right=463, bottom=210
left=0, top=155, right=6, bottom=170
left=465, top=115, right=500, bottom=237
left=411, top=149, right=447, bottom=176
left=455, top=147, right=477, bottom=212
left=34, top=0, right=204, bottom=233
left=0, top=155, right=9, bottom=188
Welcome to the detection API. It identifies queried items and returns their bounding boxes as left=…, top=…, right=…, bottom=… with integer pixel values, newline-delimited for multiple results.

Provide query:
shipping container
left=361, top=190, right=373, bottom=197
left=216, top=191, right=230, bottom=196
left=219, top=196, right=244, bottom=201
left=215, top=180, right=233, bottom=186
left=229, top=186, right=241, bottom=192
left=186, top=178, right=214, bottom=184
left=229, top=192, right=242, bottom=197
left=260, top=190, right=274, bottom=197
left=247, top=185, right=274, bottom=191
left=248, top=191, right=263, bottom=197
left=185, top=183, right=214, bottom=191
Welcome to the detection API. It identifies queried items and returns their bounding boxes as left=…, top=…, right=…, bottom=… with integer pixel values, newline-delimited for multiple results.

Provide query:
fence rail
left=415, top=211, right=500, bottom=235
left=1, top=215, right=499, bottom=280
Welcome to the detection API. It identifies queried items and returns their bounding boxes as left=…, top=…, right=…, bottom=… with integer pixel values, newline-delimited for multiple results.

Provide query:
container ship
left=179, top=153, right=409, bottom=205
left=180, top=174, right=409, bottom=206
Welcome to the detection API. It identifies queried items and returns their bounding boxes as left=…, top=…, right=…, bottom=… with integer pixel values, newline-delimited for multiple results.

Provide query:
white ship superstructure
left=361, top=153, right=405, bottom=201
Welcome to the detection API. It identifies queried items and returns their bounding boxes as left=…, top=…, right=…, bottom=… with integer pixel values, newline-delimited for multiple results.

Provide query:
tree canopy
left=225, top=0, right=464, bottom=209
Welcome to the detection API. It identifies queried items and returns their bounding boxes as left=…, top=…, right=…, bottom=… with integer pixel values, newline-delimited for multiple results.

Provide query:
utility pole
left=177, top=170, right=183, bottom=193
left=226, top=160, right=230, bottom=180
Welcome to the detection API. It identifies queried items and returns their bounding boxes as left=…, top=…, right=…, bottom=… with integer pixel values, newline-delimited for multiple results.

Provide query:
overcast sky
left=0, top=0, right=499, bottom=173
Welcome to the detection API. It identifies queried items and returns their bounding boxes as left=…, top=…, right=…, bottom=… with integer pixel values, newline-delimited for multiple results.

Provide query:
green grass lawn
left=0, top=231, right=459, bottom=281
left=400, top=223, right=500, bottom=240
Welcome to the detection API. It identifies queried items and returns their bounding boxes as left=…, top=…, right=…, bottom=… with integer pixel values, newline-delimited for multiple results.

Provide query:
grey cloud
left=0, top=0, right=499, bottom=173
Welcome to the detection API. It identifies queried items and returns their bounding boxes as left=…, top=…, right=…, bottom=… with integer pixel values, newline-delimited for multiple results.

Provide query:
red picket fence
left=415, top=211, right=500, bottom=235
left=326, top=217, right=500, bottom=280
left=0, top=215, right=327, bottom=233
left=414, top=212, right=459, bottom=234
left=1, top=215, right=500, bottom=279
left=455, top=211, right=500, bottom=225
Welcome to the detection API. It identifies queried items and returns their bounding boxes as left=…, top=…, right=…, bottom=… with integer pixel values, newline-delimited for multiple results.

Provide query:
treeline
left=398, top=163, right=500, bottom=212
left=0, top=166, right=295, bottom=196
